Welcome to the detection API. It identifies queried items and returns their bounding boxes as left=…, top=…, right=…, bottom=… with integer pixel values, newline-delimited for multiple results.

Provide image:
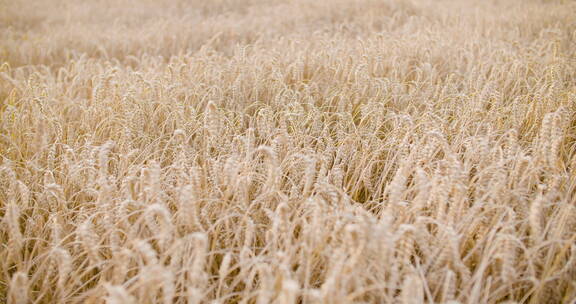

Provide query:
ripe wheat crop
left=1, top=0, right=575, bottom=303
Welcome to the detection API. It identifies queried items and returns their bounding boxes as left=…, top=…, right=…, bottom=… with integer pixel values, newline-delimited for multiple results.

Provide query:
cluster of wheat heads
left=1, top=0, right=576, bottom=303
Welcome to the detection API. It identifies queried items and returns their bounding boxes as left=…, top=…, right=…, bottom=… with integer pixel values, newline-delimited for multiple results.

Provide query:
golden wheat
left=1, top=0, right=576, bottom=303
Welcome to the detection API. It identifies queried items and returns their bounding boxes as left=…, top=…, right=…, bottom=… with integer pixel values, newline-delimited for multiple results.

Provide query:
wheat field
left=1, top=0, right=575, bottom=303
